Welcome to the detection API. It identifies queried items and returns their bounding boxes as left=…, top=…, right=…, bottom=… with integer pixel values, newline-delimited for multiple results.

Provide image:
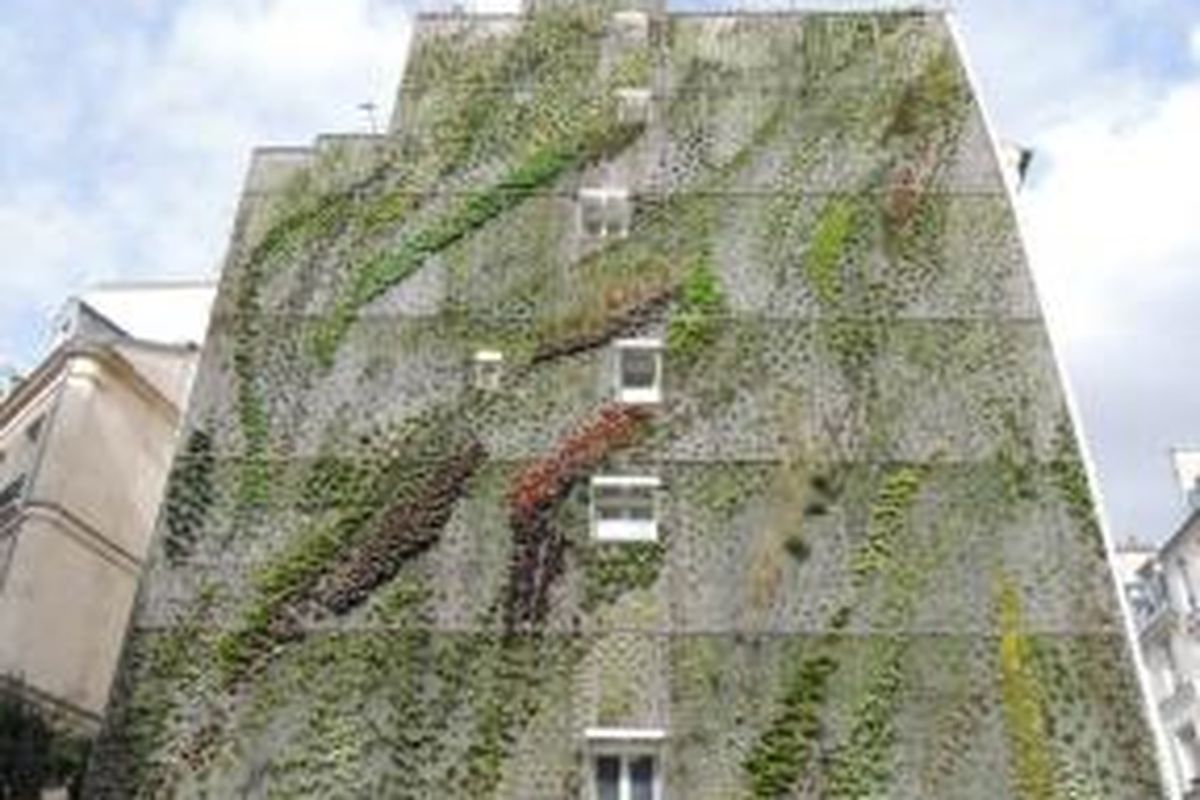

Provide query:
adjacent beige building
left=0, top=282, right=212, bottom=726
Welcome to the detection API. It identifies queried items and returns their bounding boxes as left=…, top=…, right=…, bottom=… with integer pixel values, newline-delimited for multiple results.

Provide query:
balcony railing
left=1136, top=600, right=1176, bottom=636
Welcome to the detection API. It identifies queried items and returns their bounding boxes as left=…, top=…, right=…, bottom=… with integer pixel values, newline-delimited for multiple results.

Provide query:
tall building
left=89, top=4, right=1166, bottom=797
left=1122, top=450, right=1200, bottom=797
left=0, top=282, right=213, bottom=727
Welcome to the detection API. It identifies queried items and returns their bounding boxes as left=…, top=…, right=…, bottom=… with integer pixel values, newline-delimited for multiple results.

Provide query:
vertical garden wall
left=87, top=4, right=1165, bottom=798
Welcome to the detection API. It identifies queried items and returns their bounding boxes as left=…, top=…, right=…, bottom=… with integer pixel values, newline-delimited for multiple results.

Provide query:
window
left=586, top=728, right=664, bottom=800
left=1151, top=567, right=1170, bottom=609
left=594, top=754, right=657, bottom=800
left=591, top=476, right=659, bottom=542
left=615, top=339, right=662, bottom=404
left=473, top=350, right=504, bottom=391
left=1159, top=641, right=1180, bottom=698
left=25, top=415, right=43, bottom=443
left=1177, top=724, right=1200, bottom=785
left=1179, top=557, right=1198, bottom=611
left=610, top=10, right=649, bottom=45
left=579, top=188, right=631, bottom=239
left=0, top=475, right=24, bottom=531
left=616, top=88, right=651, bottom=127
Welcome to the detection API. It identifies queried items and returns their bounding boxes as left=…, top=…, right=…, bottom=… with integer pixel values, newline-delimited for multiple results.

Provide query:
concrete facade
left=89, top=6, right=1165, bottom=797
left=0, top=286, right=212, bottom=725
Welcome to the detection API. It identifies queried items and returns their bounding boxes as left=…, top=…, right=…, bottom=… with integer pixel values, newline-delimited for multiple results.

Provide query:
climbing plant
left=86, top=9, right=1163, bottom=799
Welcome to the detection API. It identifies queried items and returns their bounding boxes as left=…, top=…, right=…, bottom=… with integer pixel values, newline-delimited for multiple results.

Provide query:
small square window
left=579, top=188, right=631, bottom=239
left=610, top=10, right=649, bottom=45
left=586, top=728, right=665, bottom=800
left=615, top=339, right=661, bottom=404
left=473, top=350, right=504, bottom=391
left=616, top=88, right=651, bottom=127
left=591, top=476, right=660, bottom=542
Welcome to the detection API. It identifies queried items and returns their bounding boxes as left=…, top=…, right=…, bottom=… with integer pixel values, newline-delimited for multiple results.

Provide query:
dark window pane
left=625, top=495, right=655, bottom=520
left=621, top=350, right=657, bottom=388
left=630, top=755, right=656, bottom=800
left=595, top=755, right=621, bottom=800
left=582, top=199, right=606, bottom=236
left=595, top=486, right=654, bottom=521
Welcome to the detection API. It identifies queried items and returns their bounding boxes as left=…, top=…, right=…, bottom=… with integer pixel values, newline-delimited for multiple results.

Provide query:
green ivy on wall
left=583, top=541, right=666, bottom=609
left=163, top=428, right=215, bottom=564
left=86, top=8, right=1164, bottom=799
left=852, top=465, right=926, bottom=583
left=666, top=254, right=725, bottom=363
left=743, top=652, right=838, bottom=797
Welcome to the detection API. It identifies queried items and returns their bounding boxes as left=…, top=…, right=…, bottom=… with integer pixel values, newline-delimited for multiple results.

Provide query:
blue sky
left=1, top=0, right=1199, bottom=545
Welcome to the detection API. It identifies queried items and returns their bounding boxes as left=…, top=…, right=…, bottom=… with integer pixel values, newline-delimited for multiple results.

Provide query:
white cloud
left=956, top=0, right=1123, bottom=137
left=1016, top=69, right=1200, bottom=541
left=469, top=0, right=520, bottom=12
left=1022, top=77, right=1200, bottom=346
left=0, top=0, right=411, bottom=364
left=110, top=0, right=410, bottom=137
left=953, top=0, right=1200, bottom=540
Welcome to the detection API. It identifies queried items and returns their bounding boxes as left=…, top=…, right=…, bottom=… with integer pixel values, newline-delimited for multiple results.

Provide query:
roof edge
left=414, top=4, right=948, bottom=21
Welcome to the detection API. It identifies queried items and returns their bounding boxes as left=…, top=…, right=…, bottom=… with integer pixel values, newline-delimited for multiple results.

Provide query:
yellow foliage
left=996, top=577, right=1057, bottom=800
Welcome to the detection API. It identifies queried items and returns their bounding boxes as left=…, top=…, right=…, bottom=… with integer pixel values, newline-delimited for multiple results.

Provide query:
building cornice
left=1157, top=505, right=1200, bottom=560
left=0, top=341, right=192, bottom=434
left=415, top=6, right=948, bottom=23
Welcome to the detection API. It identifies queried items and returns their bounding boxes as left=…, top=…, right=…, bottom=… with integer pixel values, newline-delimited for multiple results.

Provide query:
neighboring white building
left=1172, top=448, right=1200, bottom=511
left=1123, top=450, right=1200, bottom=798
left=0, top=281, right=213, bottom=727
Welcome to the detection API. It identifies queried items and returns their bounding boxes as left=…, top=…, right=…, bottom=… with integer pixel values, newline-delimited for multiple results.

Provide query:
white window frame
left=473, top=349, right=504, bottom=391
left=610, top=10, right=649, bottom=45
left=579, top=187, right=631, bottom=239
left=591, top=476, right=660, bottom=543
left=616, top=88, right=652, bottom=127
left=615, top=338, right=662, bottom=405
left=585, top=727, right=665, bottom=800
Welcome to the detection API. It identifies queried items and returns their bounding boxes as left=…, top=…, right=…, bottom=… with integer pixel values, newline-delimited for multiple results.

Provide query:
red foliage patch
left=508, top=405, right=649, bottom=522
left=884, top=142, right=939, bottom=232
left=315, top=439, right=487, bottom=614
left=504, top=404, right=651, bottom=630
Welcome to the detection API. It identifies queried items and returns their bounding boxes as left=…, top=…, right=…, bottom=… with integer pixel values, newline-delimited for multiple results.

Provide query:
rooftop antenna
left=358, top=101, right=379, bottom=135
